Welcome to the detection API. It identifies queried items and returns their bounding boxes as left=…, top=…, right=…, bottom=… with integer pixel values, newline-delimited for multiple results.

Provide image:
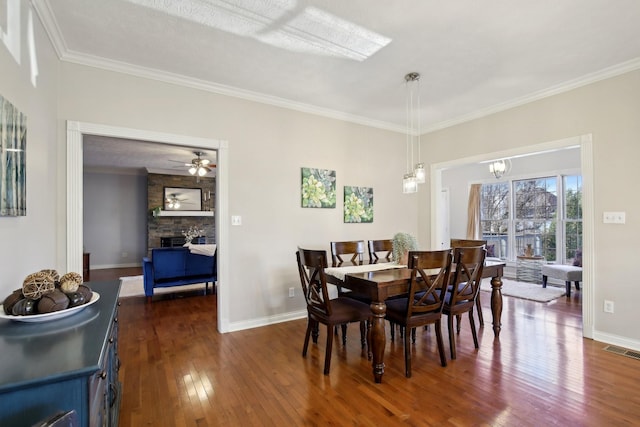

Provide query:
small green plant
left=392, top=232, right=418, bottom=263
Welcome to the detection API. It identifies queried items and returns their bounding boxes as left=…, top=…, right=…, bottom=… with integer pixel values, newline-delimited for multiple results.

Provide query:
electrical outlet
left=288, top=287, right=295, bottom=298
left=603, top=300, right=614, bottom=313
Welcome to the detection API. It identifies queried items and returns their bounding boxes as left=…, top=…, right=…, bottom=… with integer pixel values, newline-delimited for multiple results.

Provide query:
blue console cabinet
left=0, top=280, right=121, bottom=426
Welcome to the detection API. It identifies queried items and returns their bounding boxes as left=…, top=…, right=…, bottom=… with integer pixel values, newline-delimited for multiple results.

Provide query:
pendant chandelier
left=489, top=159, right=511, bottom=179
left=402, top=72, right=425, bottom=193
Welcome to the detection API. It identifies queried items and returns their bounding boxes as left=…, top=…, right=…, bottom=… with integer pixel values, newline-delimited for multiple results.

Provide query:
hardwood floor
left=96, top=267, right=640, bottom=426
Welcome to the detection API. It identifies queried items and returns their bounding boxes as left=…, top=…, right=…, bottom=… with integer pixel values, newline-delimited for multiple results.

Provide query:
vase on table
left=524, top=244, right=533, bottom=257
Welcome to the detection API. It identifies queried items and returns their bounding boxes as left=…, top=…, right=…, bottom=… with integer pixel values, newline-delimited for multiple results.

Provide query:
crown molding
left=423, top=57, right=640, bottom=133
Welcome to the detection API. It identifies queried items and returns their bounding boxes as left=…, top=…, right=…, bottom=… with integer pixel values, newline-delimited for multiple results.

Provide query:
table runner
left=324, top=262, right=406, bottom=281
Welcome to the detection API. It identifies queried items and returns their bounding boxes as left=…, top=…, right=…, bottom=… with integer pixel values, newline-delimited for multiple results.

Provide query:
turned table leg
left=490, top=275, right=503, bottom=338
left=370, top=301, right=387, bottom=383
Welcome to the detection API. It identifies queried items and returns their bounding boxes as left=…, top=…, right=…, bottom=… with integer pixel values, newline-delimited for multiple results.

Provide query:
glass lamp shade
left=402, top=173, right=418, bottom=194
left=414, top=163, right=426, bottom=183
left=188, top=166, right=197, bottom=175
left=489, top=160, right=506, bottom=179
left=198, top=167, right=207, bottom=177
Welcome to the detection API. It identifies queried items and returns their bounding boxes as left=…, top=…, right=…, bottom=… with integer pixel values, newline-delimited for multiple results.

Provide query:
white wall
left=83, top=171, right=147, bottom=268
left=0, top=2, right=60, bottom=295
left=56, top=63, right=419, bottom=329
left=420, top=70, right=640, bottom=349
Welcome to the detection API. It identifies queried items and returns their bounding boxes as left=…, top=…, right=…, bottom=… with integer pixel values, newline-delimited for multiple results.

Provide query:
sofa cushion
left=152, top=248, right=187, bottom=280
left=185, top=252, right=215, bottom=276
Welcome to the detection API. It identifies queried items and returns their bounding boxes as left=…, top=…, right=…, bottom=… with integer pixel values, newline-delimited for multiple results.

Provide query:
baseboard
left=227, top=310, right=307, bottom=333
left=592, top=330, right=640, bottom=353
left=93, top=262, right=142, bottom=270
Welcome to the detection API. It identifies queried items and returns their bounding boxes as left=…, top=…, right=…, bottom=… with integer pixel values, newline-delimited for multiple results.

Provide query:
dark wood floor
left=95, top=268, right=639, bottom=426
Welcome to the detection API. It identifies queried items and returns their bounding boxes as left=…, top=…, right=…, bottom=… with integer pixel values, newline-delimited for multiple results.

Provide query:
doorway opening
left=66, top=121, right=231, bottom=332
left=429, top=134, right=594, bottom=338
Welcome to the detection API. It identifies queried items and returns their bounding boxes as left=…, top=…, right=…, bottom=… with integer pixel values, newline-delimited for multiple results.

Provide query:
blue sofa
left=143, top=247, right=217, bottom=300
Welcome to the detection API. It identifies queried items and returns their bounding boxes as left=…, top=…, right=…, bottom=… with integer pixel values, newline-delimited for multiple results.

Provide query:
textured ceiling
left=33, top=0, right=640, bottom=170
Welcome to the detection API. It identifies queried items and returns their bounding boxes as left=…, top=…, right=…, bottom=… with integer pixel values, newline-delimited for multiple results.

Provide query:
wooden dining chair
left=450, top=238, right=487, bottom=328
left=330, top=240, right=365, bottom=266
left=384, top=250, right=453, bottom=377
left=367, top=239, right=393, bottom=264
left=443, top=246, right=486, bottom=359
left=296, top=248, right=371, bottom=375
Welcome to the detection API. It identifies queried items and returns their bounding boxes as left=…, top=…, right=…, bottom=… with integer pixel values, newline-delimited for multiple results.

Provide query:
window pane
left=564, top=175, right=582, bottom=263
left=514, top=177, right=557, bottom=260
left=480, top=182, right=509, bottom=259
left=564, top=175, right=582, bottom=220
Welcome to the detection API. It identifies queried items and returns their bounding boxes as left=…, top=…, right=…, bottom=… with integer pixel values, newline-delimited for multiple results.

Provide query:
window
left=514, top=177, right=557, bottom=260
left=480, top=174, right=582, bottom=263
left=563, top=175, right=582, bottom=263
left=480, top=182, right=509, bottom=259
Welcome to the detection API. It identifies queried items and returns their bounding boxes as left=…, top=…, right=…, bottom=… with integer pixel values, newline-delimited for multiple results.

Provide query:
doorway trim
left=66, top=121, right=231, bottom=332
left=429, top=134, right=594, bottom=338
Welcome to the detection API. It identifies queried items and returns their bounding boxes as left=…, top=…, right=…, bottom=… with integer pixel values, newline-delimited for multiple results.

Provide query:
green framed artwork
left=0, top=95, right=27, bottom=216
left=344, top=186, right=373, bottom=223
left=301, top=167, right=336, bottom=208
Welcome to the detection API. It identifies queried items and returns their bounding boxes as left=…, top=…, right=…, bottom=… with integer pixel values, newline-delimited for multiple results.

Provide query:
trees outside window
left=480, top=182, right=509, bottom=259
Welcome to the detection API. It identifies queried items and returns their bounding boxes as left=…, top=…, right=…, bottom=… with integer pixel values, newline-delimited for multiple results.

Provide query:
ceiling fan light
left=198, top=167, right=207, bottom=176
left=189, top=166, right=197, bottom=175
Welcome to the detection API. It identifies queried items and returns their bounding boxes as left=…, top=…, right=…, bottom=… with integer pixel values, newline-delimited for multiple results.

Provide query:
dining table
left=325, top=260, right=505, bottom=383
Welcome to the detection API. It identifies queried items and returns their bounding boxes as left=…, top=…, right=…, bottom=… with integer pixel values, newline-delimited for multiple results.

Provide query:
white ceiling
left=34, top=0, right=640, bottom=171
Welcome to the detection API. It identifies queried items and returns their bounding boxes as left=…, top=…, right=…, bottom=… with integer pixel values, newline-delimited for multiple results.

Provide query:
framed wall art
left=301, top=167, right=336, bottom=208
left=0, top=95, right=27, bottom=216
left=344, top=186, right=373, bottom=223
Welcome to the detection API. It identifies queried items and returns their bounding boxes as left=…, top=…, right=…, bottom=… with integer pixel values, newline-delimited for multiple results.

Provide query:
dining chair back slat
left=330, top=241, right=365, bottom=266
left=368, top=239, right=393, bottom=263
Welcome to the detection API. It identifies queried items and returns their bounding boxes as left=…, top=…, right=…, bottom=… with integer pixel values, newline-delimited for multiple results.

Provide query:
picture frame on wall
left=0, top=95, right=27, bottom=216
left=344, top=186, right=373, bottom=223
left=301, top=167, right=336, bottom=208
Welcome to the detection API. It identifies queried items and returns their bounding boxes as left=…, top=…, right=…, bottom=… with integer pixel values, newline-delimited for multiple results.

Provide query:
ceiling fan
left=170, top=151, right=216, bottom=180
left=186, top=151, right=214, bottom=176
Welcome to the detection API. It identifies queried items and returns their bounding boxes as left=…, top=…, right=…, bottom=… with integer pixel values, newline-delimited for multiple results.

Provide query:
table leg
left=490, top=275, right=503, bottom=338
left=370, top=300, right=386, bottom=383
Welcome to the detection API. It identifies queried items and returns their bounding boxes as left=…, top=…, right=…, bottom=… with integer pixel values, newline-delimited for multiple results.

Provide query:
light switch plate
left=231, top=215, right=242, bottom=226
left=603, top=212, right=625, bottom=224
